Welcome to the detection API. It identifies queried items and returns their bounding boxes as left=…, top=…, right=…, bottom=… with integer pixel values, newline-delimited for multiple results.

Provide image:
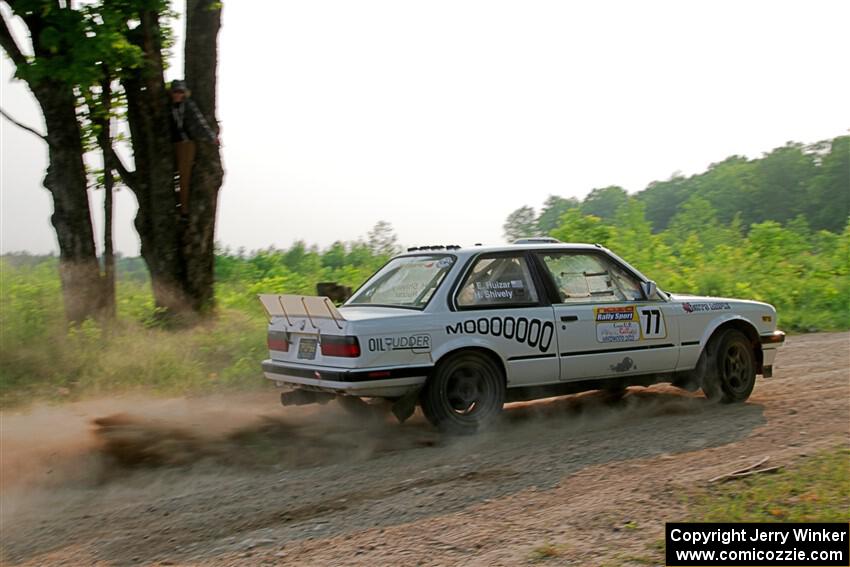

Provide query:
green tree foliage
left=367, top=221, right=401, bottom=258
left=580, top=186, right=629, bottom=220
left=524, top=135, right=849, bottom=235
left=637, top=174, right=690, bottom=232
left=646, top=137, right=848, bottom=232
left=749, top=143, right=815, bottom=225
left=503, top=206, right=539, bottom=241
left=536, top=195, right=580, bottom=234
left=549, top=209, right=612, bottom=245
left=321, top=241, right=348, bottom=270
left=805, top=136, right=850, bottom=233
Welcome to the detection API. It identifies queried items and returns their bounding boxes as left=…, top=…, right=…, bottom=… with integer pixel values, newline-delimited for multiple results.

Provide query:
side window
left=538, top=252, right=644, bottom=303
left=456, top=254, right=539, bottom=308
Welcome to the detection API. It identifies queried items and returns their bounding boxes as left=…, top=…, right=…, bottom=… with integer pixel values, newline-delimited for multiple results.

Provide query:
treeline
left=213, top=234, right=397, bottom=312
left=504, top=135, right=849, bottom=239
left=550, top=200, right=848, bottom=330
left=1, top=221, right=400, bottom=331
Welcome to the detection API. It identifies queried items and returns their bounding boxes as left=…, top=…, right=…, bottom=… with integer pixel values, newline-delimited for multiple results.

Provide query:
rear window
left=346, top=255, right=455, bottom=309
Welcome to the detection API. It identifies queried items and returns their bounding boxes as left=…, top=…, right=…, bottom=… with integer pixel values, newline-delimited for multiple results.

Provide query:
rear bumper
left=262, top=359, right=430, bottom=398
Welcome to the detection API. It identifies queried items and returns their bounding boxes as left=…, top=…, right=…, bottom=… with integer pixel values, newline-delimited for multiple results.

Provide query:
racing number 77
left=642, top=308, right=661, bottom=336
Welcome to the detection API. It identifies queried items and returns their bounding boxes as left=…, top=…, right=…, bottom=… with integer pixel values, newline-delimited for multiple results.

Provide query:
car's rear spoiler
left=258, top=294, right=347, bottom=329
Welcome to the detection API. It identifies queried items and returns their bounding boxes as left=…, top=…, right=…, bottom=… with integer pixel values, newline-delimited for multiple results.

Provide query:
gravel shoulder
left=1, top=332, right=848, bottom=566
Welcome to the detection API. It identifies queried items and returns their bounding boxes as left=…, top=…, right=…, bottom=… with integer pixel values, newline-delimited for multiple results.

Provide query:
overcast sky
left=1, top=0, right=848, bottom=256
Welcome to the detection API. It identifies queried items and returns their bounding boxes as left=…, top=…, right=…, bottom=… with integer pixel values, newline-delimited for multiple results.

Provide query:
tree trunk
left=98, top=76, right=116, bottom=320
left=120, top=2, right=223, bottom=318
left=35, top=82, right=106, bottom=323
left=183, top=0, right=224, bottom=313
left=0, top=7, right=105, bottom=324
left=122, top=10, right=190, bottom=316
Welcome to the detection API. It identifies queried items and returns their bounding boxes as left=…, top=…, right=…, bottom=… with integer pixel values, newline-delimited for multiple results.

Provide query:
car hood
left=668, top=293, right=774, bottom=310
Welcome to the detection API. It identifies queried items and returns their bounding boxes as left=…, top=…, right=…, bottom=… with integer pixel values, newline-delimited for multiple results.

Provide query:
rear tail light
left=321, top=335, right=361, bottom=358
left=268, top=331, right=289, bottom=352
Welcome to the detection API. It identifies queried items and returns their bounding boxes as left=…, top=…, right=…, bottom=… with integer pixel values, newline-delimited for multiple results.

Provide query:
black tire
left=420, top=351, right=505, bottom=434
left=701, top=329, right=757, bottom=403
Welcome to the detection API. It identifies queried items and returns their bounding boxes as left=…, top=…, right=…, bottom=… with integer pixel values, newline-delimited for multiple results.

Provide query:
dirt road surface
left=2, top=332, right=848, bottom=566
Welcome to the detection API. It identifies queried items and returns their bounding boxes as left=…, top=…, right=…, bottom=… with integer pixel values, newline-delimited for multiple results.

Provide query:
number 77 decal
left=638, top=307, right=667, bottom=339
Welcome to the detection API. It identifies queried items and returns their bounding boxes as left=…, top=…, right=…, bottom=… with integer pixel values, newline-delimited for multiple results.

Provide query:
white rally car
left=260, top=240, right=785, bottom=433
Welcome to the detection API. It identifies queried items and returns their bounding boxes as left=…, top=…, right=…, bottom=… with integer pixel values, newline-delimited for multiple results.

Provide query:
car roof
left=397, top=242, right=604, bottom=257
left=393, top=242, right=652, bottom=284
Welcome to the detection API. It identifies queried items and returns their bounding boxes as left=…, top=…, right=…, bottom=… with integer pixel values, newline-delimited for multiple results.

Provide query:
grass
left=0, top=257, right=367, bottom=409
left=0, top=307, right=269, bottom=408
left=530, top=450, right=849, bottom=566
left=528, top=543, right=567, bottom=562
left=688, top=448, right=850, bottom=522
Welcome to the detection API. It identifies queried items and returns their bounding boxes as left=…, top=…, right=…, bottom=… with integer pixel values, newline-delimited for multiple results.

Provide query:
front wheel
left=702, top=329, right=757, bottom=403
left=420, top=351, right=505, bottom=434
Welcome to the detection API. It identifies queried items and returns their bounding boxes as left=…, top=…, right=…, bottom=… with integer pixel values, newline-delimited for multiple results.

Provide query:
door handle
left=560, top=315, right=578, bottom=322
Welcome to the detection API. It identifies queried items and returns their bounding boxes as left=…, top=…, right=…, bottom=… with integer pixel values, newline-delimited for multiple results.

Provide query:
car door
left=449, top=251, right=559, bottom=388
left=533, top=250, right=679, bottom=381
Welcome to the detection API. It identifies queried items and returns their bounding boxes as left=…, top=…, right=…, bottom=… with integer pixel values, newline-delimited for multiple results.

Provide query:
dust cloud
left=0, top=385, right=706, bottom=543
left=1, top=386, right=705, bottom=492
left=1, top=392, right=439, bottom=488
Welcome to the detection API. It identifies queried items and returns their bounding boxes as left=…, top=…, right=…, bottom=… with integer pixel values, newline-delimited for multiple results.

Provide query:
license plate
left=298, top=338, right=318, bottom=360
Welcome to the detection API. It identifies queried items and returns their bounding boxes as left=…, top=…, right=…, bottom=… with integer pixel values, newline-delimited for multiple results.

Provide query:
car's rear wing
left=258, top=294, right=347, bottom=330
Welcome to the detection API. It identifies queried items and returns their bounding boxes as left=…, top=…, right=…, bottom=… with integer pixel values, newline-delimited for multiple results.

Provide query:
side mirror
left=641, top=280, right=658, bottom=300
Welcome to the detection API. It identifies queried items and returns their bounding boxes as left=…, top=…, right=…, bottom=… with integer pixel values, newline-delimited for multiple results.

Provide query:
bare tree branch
left=107, top=145, right=138, bottom=193
left=0, top=105, right=52, bottom=146
left=0, top=7, right=27, bottom=67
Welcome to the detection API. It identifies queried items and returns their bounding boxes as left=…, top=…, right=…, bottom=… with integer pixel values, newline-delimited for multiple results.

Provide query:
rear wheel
left=702, top=329, right=756, bottom=403
left=420, top=351, right=505, bottom=434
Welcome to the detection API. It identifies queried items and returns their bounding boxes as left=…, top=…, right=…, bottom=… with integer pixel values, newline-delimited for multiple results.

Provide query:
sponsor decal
left=472, top=279, right=529, bottom=302
left=597, top=321, right=641, bottom=343
left=594, top=305, right=667, bottom=341
left=389, top=282, right=421, bottom=300
left=595, top=306, right=640, bottom=343
left=445, top=316, right=554, bottom=353
left=638, top=307, right=667, bottom=339
left=595, top=306, right=637, bottom=322
left=682, top=301, right=731, bottom=314
left=368, top=334, right=431, bottom=352
left=610, top=356, right=637, bottom=372
left=436, top=257, right=454, bottom=269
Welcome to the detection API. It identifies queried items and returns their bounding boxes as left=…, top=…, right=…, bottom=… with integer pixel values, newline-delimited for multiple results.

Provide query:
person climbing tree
left=169, top=79, right=218, bottom=218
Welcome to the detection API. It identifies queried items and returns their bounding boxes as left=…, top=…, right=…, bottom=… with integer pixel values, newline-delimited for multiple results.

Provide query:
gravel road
left=2, top=331, right=848, bottom=566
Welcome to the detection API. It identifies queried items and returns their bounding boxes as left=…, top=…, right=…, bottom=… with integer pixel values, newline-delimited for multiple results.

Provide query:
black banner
left=666, top=523, right=849, bottom=566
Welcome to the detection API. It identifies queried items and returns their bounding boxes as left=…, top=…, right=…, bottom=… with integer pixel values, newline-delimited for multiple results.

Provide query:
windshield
left=346, top=255, right=456, bottom=309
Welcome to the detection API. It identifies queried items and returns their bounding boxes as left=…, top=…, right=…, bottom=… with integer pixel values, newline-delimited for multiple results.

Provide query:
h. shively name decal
left=446, top=317, right=554, bottom=352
